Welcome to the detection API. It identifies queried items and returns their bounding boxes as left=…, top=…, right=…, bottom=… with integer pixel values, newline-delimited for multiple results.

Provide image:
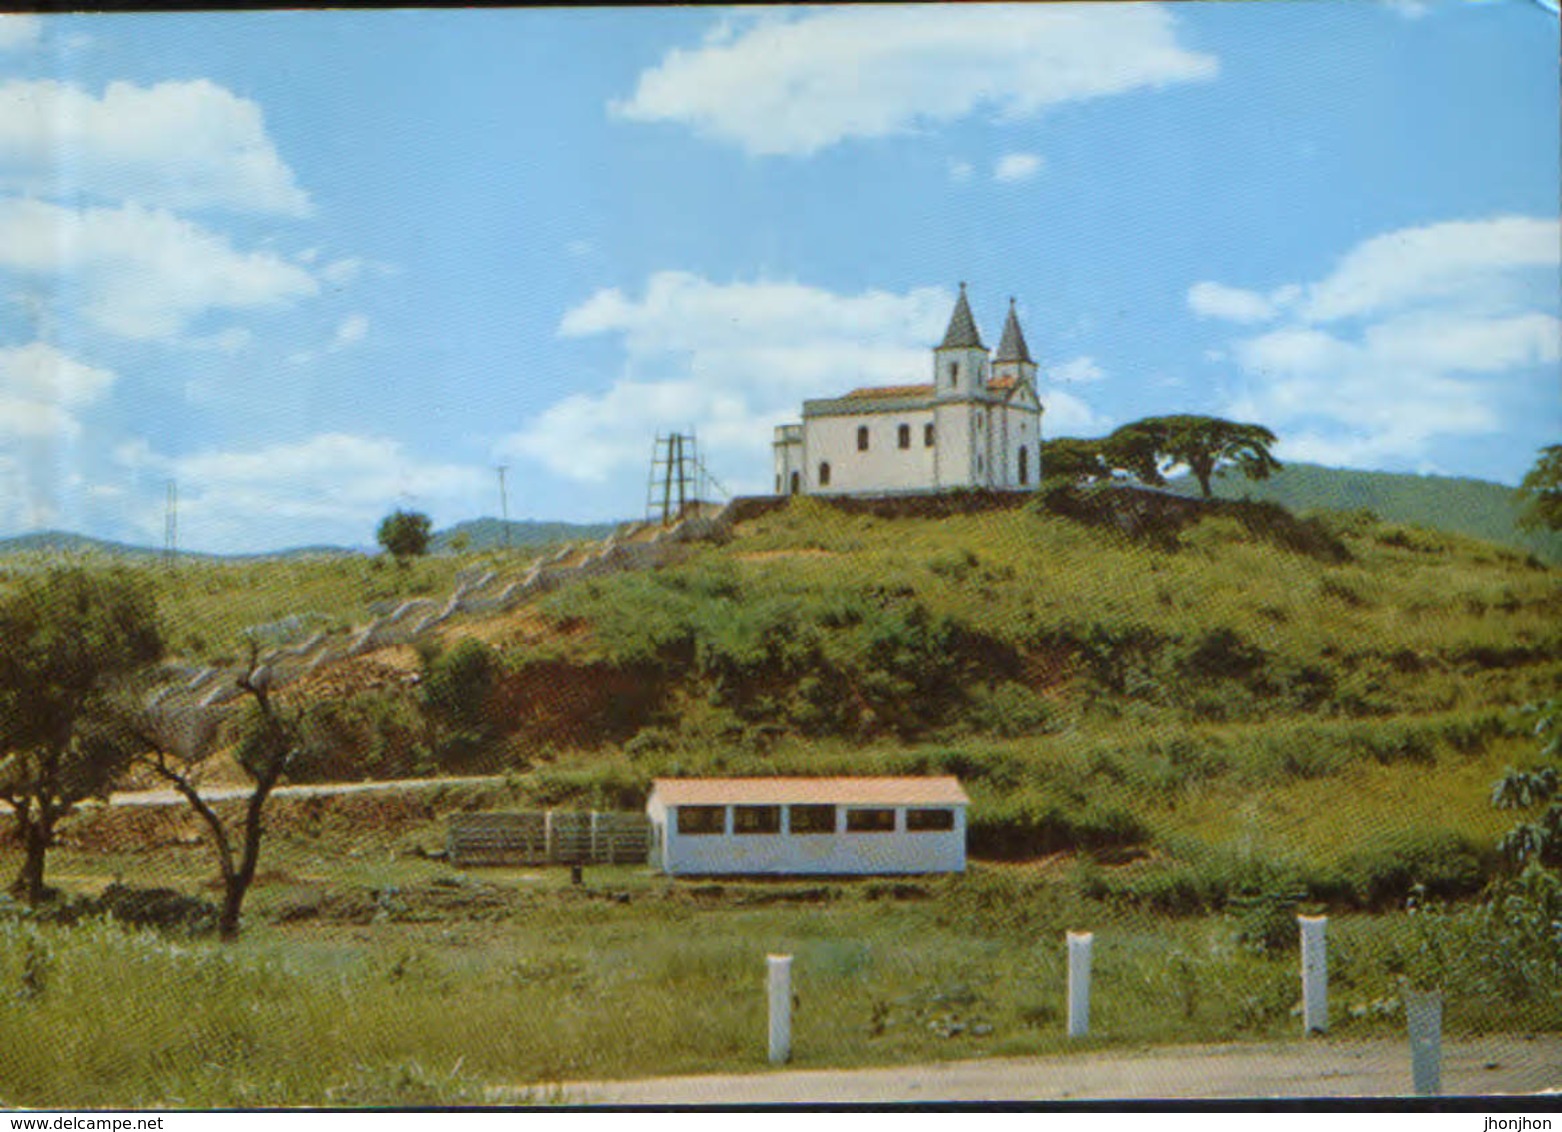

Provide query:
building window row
left=675, top=805, right=957, bottom=836
left=856, top=422, right=936, bottom=454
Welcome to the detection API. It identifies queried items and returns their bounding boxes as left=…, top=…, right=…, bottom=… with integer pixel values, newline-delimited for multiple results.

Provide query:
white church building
left=773, top=285, right=1044, bottom=498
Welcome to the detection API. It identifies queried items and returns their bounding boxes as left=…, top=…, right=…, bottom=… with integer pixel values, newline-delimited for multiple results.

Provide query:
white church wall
left=806, top=410, right=937, bottom=495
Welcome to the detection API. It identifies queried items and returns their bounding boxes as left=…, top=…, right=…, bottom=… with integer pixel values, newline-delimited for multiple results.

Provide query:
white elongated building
left=773, top=286, right=1044, bottom=498
left=646, top=776, right=969, bottom=877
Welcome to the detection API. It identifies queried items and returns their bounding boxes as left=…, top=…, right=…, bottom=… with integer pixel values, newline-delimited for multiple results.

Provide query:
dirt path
left=103, top=773, right=507, bottom=809
left=522, top=1036, right=1562, bottom=1105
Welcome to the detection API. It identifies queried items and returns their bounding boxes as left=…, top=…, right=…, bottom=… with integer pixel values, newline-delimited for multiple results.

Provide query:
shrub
left=1339, top=831, right=1487, bottom=910
left=966, top=793, right=1147, bottom=860
left=966, top=681, right=1053, bottom=738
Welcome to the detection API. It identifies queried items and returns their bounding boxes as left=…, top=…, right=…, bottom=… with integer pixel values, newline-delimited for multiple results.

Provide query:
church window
left=949, top=361, right=959, bottom=387
left=789, top=471, right=801, bottom=495
left=924, top=423, right=935, bottom=448
left=1018, top=446, right=1029, bottom=486
left=857, top=426, right=869, bottom=452
left=977, top=455, right=984, bottom=475
left=897, top=423, right=911, bottom=449
left=818, top=462, right=831, bottom=486
left=775, top=474, right=782, bottom=492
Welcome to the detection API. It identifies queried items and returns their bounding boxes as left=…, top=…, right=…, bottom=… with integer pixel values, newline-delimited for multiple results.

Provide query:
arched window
left=818, top=462, right=831, bottom=487
left=924, top=423, right=935, bottom=447
left=1018, top=445, right=1029, bottom=486
left=789, top=471, right=800, bottom=495
left=897, top=423, right=911, bottom=449
left=949, top=361, right=959, bottom=387
left=857, top=425, right=869, bottom=452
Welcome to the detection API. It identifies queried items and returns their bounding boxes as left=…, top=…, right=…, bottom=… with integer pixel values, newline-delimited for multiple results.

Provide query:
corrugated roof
left=843, top=384, right=935, bottom=400
left=650, top=777, right=969, bottom=806
left=938, top=283, right=985, bottom=350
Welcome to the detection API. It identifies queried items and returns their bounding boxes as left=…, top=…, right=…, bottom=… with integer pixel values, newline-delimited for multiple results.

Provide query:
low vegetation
left=0, top=463, right=1558, bottom=1101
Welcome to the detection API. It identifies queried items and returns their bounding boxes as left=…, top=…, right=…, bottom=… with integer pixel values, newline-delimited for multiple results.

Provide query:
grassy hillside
left=5, top=491, right=1559, bottom=903
left=483, top=492, right=1560, bottom=904
left=1172, top=462, right=1562, bottom=564
left=429, top=517, right=617, bottom=552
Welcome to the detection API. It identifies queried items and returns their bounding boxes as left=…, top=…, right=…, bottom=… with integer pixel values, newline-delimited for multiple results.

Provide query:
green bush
left=966, top=793, right=1147, bottom=860
left=1339, top=831, right=1487, bottom=910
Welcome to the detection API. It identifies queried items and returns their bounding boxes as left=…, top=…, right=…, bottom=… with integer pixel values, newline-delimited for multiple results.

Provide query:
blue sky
left=0, top=2, right=1556, bottom=553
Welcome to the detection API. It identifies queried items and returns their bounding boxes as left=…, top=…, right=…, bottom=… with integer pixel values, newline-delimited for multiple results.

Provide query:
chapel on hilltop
left=773, top=285, right=1044, bottom=497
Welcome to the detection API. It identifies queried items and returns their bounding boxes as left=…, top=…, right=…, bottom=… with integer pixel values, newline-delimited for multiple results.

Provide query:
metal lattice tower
left=646, top=433, right=696, bottom=525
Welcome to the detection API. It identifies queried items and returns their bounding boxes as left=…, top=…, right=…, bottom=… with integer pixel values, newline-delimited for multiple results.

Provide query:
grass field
left=0, top=831, right=1555, bottom=1108
left=0, top=493, right=1557, bottom=1105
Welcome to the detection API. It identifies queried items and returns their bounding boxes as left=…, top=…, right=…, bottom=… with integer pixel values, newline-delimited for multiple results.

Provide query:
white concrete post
left=1067, top=931, right=1093, bottom=1039
left=1299, top=915, right=1328, bottom=1034
left=768, top=954, right=792, bottom=1065
left=1404, top=988, right=1442, bottom=1096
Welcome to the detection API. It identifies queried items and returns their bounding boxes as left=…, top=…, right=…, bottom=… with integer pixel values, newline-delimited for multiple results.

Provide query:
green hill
left=1171, top=463, right=1562, bottom=564
left=429, top=517, right=617, bottom=552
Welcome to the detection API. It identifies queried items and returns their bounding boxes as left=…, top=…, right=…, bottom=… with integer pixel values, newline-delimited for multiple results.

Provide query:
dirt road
left=525, top=1036, right=1562, bottom=1105
left=103, top=773, right=507, bottom=808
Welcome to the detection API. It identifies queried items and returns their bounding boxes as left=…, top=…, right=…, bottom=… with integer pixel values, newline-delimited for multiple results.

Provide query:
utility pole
left=163, top=479, right=178, bottom=568
left=496, top=465, right=510, bottom=550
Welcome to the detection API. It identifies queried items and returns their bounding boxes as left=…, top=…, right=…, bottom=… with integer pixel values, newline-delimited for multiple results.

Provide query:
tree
left=1492, top=699, right=1561, bottom=870
left=1104, top=415, right=1281, bottom=498
left=0, top=568, right=163, bottom=904
left=125, top=652, right=313, bottom=940
left=377, top=509, right=432, bottom=566
left=1515, top=445, right=1562, bottom=533
left=1038, top=438, right=1112, bottom=484
left=419, top=638, right=503, bottom=768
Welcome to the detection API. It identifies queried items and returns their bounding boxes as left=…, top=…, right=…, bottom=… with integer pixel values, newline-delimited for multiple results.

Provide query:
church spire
left=938, top=282, right=985, bottom=350
left=994, top=297, right=1033, bottom=364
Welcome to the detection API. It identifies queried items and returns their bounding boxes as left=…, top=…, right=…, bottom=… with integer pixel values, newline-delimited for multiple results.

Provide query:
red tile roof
left=649, top=776, right=968, bottom=806
left=842, top=384, right=935, bottom=400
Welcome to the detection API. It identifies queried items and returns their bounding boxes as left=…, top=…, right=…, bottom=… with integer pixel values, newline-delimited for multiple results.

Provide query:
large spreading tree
left=1045, top=415, right=1282, bottom=498
left=0, top=568, right=163, bottom=904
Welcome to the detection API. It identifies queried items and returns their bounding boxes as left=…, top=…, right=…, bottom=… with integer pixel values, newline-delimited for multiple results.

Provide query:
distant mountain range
left=1169, top=462, right=1561, bottom=564
left=1, top=466, right=1555, bottom=563
left=428, top=517, right=617, bottom=552
left=0, top=519, right=622, bottom=562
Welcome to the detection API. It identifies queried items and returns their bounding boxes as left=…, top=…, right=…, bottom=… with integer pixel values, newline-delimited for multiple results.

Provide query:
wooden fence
left=446, top=811, right=651, bottom=867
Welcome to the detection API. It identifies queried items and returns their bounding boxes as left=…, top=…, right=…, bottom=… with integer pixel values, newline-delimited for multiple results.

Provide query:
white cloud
left=184, top=326, right=253, bottom=354
left=0, top=341, right=114, bottom=408
left=0, top=342, right=116, bottom=532
left=613, top=5, right=1216, bottom=156
left=113, top=433, right=488, bottom=553
left=947, top=159, right=974, bottom=183
left=1205, top=215, right=1560, bottom=470
left=993, top=152, right=1042, bottom=183
left=1298, top=215, right=1559, bottom=323
left=1187, top=280, right=1282, bottom=323
left=0, top=341, right=114, bottom=440
left=0, top=198, right=319, bottom=340
left=0, top=78, right=311, bottom=215
left=330, top=313, right=369, bottom=351
left=0, top=15, right=40, bottom=52
left=503, top=272, right=958, bottom=487
left=1043, top=388, right=1110, bottom=436
left=1381, top=0, right=1431, bottom=18
left=1046, top=355, right=1105, bottom=384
